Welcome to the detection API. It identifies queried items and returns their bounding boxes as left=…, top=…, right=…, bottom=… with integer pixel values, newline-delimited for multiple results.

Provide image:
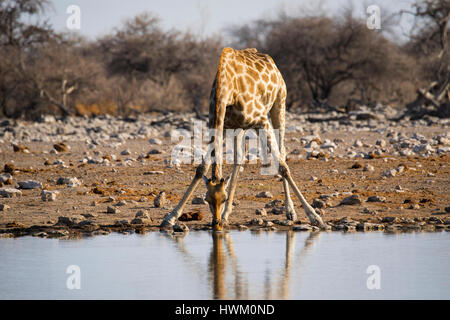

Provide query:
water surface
left=0, top=231, right=448, bottom=299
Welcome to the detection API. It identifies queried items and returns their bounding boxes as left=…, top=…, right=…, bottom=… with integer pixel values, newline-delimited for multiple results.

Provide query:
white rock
left=68, top=178, right=81, bottom=188
left=382, top=169, right=397, bottom=178
left=149, top=138, right=162, bottom=145
left=376, top=139, right=386, bottom=148
left=353, top=140, right=363, bottom=147
left=0, top=188, right=22, bottom=198
left=41, top=190, right=59, bottom=201
left=256, top=191, right=273, bottom=198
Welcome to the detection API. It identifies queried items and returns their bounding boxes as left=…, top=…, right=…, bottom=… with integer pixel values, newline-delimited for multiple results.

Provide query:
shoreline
left=1, top=216, right=449, bottom=239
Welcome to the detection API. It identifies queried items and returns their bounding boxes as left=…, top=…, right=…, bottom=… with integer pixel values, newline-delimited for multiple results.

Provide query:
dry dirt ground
left=0, top=117, right=449, bottom=238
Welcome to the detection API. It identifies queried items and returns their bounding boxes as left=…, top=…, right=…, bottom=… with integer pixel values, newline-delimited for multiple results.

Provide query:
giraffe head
left=203, top=176, right=230, bottom=231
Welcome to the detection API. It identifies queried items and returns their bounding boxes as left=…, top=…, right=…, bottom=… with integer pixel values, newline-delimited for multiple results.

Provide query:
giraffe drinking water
left=161, top=47, right=325, bottom=231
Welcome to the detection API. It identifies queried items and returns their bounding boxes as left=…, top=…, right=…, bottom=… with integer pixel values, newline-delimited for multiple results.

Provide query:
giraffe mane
left=215, top=47, right=233, bottom=117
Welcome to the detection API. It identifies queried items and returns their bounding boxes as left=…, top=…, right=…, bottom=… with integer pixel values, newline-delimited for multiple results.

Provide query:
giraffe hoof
left=286, top=213, right=297, bottom=222
left=286, top=209, right=297, bottom=221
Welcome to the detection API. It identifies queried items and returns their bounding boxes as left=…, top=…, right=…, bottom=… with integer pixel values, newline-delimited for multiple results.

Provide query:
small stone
left=356, top=222, right=384, bottom=231
left=376, top=140, right=386, bottom=148
left=173, top=223, right=189, bottom=232
left=362, top=207, right=376, bottom=215
left=293, top=224, right=312, bottom=231
left=409, top=204, right=420, bottom=210
left=367, top=195, right=386, bottom=203
left=192, top=196, right=207, bottom=205
left=32, top=232, right=48, bottom=238
left=57, top=177, right=81, bottom=187
left=135, top=210, right=150, bottom=219
left=339, top=195, right=362, bottom=206
left=0, top=173, right=13, bottom=184
left=41, top=190, right=59, bottom=202
left=0, top=203, right=10, bottom=211
left=68, top=178, right=81, bottom=188
left=382, top=169, right=397, bottom=178
left=428, top=217, right=443, bottom=224
left=115, top=200, right=127, bottom=207
left=121, top=149, right=131, bottom=156
left=351, top=162, right=363, bottom=169
left=18, top=180, right=42, bottom=189
left=255, top=208, right=267, bottom=216
left=396, top=165, right=405, bottom=174
left=276, top=220, right=294, bottom=226
left=53, top=143, right=69, bottom=152
left=57, top=216, right=74, bottom=226
left=271, top=207, right=285, bottom=215
left=256, top=191, right=273, bottom=198
left=149, top=138, right=163, bottom=145
left=0, top=233, right=14, bottom=238
left=353, top=139, right=363, bottom=147
left=312, top=198, right=326, bottom=209
left=147, top=149, right=162, bottom=155
left=0, top=188, right=22, bottom=198
left=250, top=218, right=264, bottom=226
left=309, top=176, right=318, bottom=181
left=107, top=206, right=119, bottom=214
left=265, top=199, right=283, bottom=208
left=12, top=144, right=29, bottom=153
left=363, top=164, right=375, bottom=172
left=81, top=213, right=97, bottom=218
left=382, top=216, right=397, bottom=223
left=131, top=218, right=151, bottom=225
left=144, top=171, right=164, bottom=175
left=264, top=221, right=274, bottom=227
left=4, top=164, right=17, bottom=175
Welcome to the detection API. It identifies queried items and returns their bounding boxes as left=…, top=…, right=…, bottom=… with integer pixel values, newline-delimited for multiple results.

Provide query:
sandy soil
left=0, top=117, right=449, bottom=238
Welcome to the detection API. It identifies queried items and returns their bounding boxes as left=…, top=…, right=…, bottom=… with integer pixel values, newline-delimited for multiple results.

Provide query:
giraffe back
left=210, top=47, right=286, bottom=129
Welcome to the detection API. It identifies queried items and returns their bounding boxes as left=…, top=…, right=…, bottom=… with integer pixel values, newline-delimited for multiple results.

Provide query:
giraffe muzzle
left=212, top=219, right=224, bottom=232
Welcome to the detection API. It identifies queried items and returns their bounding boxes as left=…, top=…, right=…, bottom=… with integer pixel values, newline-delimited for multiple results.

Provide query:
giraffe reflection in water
left=166, top=231, right=321, bottom=300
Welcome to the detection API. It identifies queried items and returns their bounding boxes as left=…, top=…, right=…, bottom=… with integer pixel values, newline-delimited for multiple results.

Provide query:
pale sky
left=44, top=0, right=417, bottom=43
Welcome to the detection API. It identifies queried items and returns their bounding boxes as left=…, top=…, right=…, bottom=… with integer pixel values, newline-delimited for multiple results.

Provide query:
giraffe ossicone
left=160, top=47, right=326, bottom=231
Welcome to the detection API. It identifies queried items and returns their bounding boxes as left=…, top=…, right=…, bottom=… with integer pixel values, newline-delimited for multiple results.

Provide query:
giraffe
left=160, top=47, right=325, bottom=231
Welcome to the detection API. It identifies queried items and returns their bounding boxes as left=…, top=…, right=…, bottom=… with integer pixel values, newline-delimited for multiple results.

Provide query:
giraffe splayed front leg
left=160, top=161, right=210, bottom=229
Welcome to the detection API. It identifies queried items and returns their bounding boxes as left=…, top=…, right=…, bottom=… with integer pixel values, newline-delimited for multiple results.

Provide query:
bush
left=229, top=13, right=421, bottom=111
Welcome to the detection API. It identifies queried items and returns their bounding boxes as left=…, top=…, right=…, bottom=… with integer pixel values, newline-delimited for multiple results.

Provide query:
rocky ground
left=0, top=105, right=449, bottom=238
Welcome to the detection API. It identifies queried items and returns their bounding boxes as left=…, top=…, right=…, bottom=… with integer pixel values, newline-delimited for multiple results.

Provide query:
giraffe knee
left=278, top=162, right=290, bottom=178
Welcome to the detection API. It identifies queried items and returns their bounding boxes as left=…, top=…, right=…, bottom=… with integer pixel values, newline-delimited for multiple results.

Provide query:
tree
left=229, top=13, right=415, bottom=111
left=0, top=0, right=52, bottom=47
left=97, top=13, right=221, bottom=116
left=401, top=0, right=450, bottom=119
